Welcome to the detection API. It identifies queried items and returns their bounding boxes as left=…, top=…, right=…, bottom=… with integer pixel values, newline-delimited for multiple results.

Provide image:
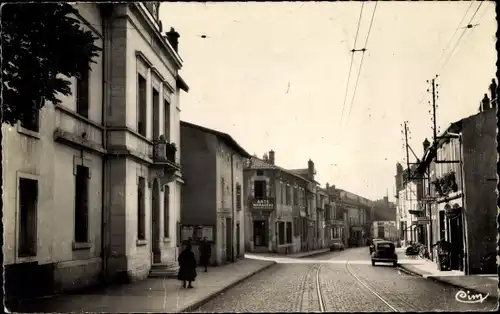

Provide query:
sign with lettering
left=251, top=198, right=275, bottom=211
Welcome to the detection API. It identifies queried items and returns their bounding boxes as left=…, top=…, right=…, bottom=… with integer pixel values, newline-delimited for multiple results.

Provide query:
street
left=190, top=248, right=498, bottom=312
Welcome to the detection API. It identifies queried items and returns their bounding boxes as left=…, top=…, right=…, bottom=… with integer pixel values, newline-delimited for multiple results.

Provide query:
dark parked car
left=329, top=238, right=345, bottom=251
left=371, top=241, right=398, bottom=267
left=369, top=238, right=384, bottom=254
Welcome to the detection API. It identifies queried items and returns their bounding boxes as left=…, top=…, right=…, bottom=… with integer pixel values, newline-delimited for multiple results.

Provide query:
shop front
left=436, top=198, right=466, bottom=272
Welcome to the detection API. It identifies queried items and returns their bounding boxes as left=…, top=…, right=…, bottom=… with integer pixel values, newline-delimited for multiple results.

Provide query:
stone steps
left=149, top=262, right=179, bottom=278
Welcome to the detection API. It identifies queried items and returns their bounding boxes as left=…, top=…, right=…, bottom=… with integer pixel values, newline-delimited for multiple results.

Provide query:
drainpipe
left=100, top=4, right=112, bottom=282
left=230, top=152, right=235, bottom=263
left=457, top=135, right=469, bottom=275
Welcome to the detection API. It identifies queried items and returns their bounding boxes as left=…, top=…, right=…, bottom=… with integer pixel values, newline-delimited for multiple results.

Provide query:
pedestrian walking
left=178, top=243, right=197, bottom=288
left=199, top=237, right=211, bottom=272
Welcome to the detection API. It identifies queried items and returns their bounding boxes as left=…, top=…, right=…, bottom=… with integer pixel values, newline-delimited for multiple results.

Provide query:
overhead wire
left=433, top=0, right=476, bottom=70
left=400, top=0, right=481, bottom=121
left=339, top=2, right=365, bottom=125
left=439, top=1, right=484, bottom=73
left=344, top=1, right=378, bottom=127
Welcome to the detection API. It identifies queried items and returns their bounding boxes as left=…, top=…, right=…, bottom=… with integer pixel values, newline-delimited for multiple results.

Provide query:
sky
left=160, top=1, right=497, bottom=202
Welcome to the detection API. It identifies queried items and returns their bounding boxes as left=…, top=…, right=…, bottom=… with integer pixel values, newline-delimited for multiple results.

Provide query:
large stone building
left=179, top=121, right=251, bottom=265
left=336, top=189, right=373, bottom=247
left=3, top=2, right=188, bottom=300
left=243, top=152, right=315, bottom=254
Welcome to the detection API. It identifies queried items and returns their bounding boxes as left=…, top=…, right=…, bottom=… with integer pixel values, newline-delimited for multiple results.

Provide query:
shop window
left=286, top=222, right=292, bottom=243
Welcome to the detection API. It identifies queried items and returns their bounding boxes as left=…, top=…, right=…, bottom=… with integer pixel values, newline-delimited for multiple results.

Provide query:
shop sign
left=251, top=198, right=275, bottom=211
left=417, top=216, right=430, bottom=225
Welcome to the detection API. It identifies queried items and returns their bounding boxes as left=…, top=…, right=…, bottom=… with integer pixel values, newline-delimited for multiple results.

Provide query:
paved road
left=190, top=247, right=498, bottom=312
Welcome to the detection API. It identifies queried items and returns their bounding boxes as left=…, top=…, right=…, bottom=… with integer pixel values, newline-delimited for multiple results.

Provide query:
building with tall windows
left=3, top=2, right=188, bottom=300
left=243, top=151, right=316, bottom=254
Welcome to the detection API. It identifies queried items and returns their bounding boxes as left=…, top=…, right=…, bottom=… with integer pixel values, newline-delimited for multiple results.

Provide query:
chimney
left=268, top=150, right=275, bottom=165
left=489, top=78, right=497, bottom=107
left=482, top=93, right=490, bottom=111
left=165, top=27, right=180, bottom=52
left=308, top=159, right=315, bottom=180
left=326, top=183, right=330, bottom=190
left=423, top=138, right=430, bottom=152
left=263, top=153, right=268, bottom=162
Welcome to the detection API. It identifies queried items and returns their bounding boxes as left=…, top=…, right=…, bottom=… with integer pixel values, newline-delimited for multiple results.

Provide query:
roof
left=180, top=121, right=251, bottom=158
left=246, top=156, right=312, bottom=183
left=289, top=169, right=320, bottom=184
left=416, top=115, right=465, bottom=173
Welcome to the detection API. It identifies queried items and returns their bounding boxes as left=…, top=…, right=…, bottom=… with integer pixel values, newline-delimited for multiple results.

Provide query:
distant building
left=336, top=189, right=373, bottom=247
left=243, top=152, right=314, bottom=254
left=395, top=164, right=425, bottom=247
left=180, top=121, right=251, bottom=266
left=371, top=221, right=398, bottom=241
left=372, top=196, right=397, bottom=221
left=324, top=184, right=347, bottom=246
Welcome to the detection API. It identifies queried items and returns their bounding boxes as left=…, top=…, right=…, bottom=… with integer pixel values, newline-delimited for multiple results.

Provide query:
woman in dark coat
left=178, top=243, right=197, bottom=288
left=199, top=237, right=211, bottom=272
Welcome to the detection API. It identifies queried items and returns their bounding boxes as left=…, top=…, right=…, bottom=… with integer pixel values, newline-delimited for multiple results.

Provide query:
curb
left=397, top=265, right=498, bottom=301
left=179, top=261, right=278, bottom=313
left=298, top=250, right=332, bottom=258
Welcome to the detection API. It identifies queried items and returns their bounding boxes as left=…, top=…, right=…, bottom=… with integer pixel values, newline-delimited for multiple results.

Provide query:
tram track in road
left=345, top=261, right=424, bottom=312
left=315, top=264, right=326, bottom=312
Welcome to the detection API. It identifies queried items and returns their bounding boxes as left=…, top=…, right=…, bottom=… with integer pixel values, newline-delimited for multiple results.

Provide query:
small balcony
left=150, top=135, right=181, bottom=185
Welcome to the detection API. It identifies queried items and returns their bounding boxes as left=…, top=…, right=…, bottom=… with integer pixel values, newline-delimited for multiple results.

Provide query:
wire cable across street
left=340, top=1, right=365, bottom=125
left=344, top=1, right=379, bottom=127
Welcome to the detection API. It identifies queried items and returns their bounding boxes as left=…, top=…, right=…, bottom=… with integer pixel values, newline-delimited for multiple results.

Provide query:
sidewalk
left=245, top=248, right=331, bottom=260
left=398, top=254, right=498, bottom=299
left=11, top=258, right=276, bottom=313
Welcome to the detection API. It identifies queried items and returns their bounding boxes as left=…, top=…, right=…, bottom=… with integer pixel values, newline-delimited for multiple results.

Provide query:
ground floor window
left=286, top=221, right=292, bottom=243
left=278, top=221, right=285, bottom=245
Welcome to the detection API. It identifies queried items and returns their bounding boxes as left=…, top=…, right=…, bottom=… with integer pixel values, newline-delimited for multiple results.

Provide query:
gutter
left=230, top=152, right=235, bottom=262
left=100, top=4, right=112, bottom=282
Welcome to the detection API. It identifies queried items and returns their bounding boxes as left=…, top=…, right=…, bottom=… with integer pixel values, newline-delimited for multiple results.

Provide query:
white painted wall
left=2, top=3, right=104, bottom=292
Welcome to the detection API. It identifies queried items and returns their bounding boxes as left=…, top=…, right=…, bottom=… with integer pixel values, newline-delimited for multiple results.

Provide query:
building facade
left=395, top=165, right=425, bottom=248
left=415, top=107, right=497, bottom=274
left=371, top=221, right=398, bottom=241
left=337, top=189, right=372, bottom=247
left=3, top=2, right=188, bottom=299
left=324, top=184, right=347, bottom=246
left=180, top=121, right=250, bottom=266
left=243, top=152, right=314, bottom=254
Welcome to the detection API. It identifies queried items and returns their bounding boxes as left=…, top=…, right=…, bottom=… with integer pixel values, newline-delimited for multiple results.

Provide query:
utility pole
left=427, top=76, right=439, bottom=259
left=428, top=75, right=439, bottom=148
left=404, top=121, right=410, bottom=174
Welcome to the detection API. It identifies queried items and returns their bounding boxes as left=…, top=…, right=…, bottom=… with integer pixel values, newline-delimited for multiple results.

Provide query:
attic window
left=257, top=170, right=264, bottom=176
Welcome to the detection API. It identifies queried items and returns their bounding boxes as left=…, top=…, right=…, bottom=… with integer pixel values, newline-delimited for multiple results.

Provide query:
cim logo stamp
left=455, top=290, right=490, bottom=304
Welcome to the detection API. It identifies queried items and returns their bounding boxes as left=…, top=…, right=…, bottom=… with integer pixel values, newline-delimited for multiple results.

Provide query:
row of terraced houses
left=3, top=2, right=396, bottom=300
left=395, top=78, right=497, bottom=275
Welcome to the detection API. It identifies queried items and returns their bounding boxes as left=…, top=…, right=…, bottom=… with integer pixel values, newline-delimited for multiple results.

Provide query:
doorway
left=236, top=223, right=240, bottom=258
left=226, top=218, right=232, bottom=262
left=151, top=180, right=161, bottom=263
left=449, top=213, right=464, bottom=271
left=253, top=220, right=266, bottom=247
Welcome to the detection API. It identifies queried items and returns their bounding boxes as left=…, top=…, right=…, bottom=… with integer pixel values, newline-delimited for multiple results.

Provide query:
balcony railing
left=153, top=135, right=178, bottom=166
left=150, top=135, right=181, bottom=185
